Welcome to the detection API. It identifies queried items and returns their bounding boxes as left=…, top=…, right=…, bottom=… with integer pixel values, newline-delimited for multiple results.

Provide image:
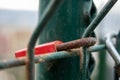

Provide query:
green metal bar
left=0, top=44, right=107, bottom=70
left=98, top=48, right=107, bottom=80
left=82, top=0, right=118, bottom=38
left=0, top=51, right=79, bottom=70
left=87, top=44, right=106, bottom=52
left=26, top=0, right=63, bottom=80
left=82, top=1, right=118, bottom=78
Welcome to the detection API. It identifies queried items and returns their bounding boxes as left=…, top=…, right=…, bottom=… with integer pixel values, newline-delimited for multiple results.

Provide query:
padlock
left=105, top=33, right=120, bottom=78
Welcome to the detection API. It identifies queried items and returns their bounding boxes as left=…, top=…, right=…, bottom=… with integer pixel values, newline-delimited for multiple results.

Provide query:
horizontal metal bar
left=0, top=51, right=79, bottom=70
left=87, top=44, right=106, bottom=52
left=82, top=0, right=118, bottom=38
left=0, top=45, right=107, bottom=70
left=57, top=37, right=96, bottom=51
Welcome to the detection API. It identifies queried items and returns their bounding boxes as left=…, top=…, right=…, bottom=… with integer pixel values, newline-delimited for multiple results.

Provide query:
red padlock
left=15, top=41, right=63, bottom=58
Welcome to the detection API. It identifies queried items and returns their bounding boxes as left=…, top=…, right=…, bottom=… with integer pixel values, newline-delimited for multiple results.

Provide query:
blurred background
left=0, top=0, right=120, bottom=80
left=93, top=0, right=120, bottom=80
left=0, top=0, right=38, bottom=80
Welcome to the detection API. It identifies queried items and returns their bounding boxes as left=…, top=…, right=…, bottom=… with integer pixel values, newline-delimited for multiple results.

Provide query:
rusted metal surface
left=57, top=37, right=96, bottom=51
left=26, top=0, right=63, bottom=80
left=0, top=51, right=80, bottom=70
left=115, top=64, right=120, bottom=77
left=15, top=38, right=96, bottom=58
left=0, top=37, right=96, bottom=70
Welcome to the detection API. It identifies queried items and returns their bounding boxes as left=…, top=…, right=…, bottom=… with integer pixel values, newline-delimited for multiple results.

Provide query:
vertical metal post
left=37, top=0, right=96, bottom=80
left=97, top=41, right=107, bottom=80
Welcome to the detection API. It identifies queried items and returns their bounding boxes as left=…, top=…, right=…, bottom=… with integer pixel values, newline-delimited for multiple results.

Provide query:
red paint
left=15, top=41, right=63, bottom=58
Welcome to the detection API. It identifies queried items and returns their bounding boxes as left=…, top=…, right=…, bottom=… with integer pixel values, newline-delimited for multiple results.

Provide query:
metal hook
left=105, top=33, right=120, bottom=79
left=105, top=33, right=120, bottom=64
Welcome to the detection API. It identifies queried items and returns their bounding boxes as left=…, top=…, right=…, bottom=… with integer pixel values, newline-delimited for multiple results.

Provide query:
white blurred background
left=93, top=0, right=120, bottom=80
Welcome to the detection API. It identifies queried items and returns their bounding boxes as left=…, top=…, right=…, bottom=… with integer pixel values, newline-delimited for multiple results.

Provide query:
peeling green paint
left=37, top=0, right=96, bottom=80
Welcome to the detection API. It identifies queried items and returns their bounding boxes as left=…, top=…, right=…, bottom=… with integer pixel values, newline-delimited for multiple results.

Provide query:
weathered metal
left=38, top=0, right=97, bottom=80
left=82, top=0, right=118, bottom=79
left=57, top=37, right=96, bottom=51
left=82, top=0, right=118, bottom=38
left=26, top=0, right=63, bottom=80
left=0, top=0, right=118, bottom=80
left=16, top=37, right=96, bottom=58
left=0, top=37, right=97, bottom=70
left=0, top=51, right=80, bottom=70
left=84, top=0, right=118, bottom=79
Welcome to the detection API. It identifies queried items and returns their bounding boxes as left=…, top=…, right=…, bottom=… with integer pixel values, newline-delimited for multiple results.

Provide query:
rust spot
left=114, top=64, right=120, bottom=77
left=79, top=47, right=84, bottom=70
left=56, top=37, right=96, bottom=51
